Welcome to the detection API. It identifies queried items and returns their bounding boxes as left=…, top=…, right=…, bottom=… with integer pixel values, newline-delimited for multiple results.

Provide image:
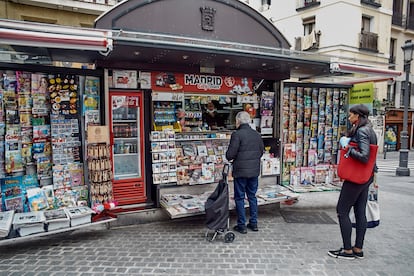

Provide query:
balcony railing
left=359, top=31, right=378, bottom=52
left=407, top=16, right=414, bottom=31
left=388, top=56, right=396, bottom=70
left=296, top=0, right=320, bottom=11
left=392, top=13, right=404, bottom=27
left=360, top=0, right=381, bottom=8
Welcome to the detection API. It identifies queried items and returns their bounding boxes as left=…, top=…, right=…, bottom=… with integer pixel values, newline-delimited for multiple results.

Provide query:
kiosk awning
left=0, top=19, right=112, bottom=64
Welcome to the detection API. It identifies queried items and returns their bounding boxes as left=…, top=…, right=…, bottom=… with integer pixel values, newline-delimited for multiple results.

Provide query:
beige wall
left=0, top=1, right=97, bottom=27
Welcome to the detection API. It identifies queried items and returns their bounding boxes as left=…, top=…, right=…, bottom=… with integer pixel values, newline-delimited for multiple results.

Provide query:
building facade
left=246, top=0, right=414, bottom=149
left=0, top=0, right=122, bottom=27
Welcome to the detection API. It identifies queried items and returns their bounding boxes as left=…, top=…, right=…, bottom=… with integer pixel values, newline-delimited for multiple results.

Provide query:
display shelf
left=160, top=185, right=299, bottom=219
left=0, top=218, right=117, bottom=246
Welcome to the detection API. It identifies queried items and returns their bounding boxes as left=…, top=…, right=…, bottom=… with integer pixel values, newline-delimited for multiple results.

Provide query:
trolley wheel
left=224, top=231, right=235, bottom=243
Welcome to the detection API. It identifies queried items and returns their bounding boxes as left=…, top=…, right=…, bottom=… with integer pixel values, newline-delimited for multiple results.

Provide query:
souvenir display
left=0, top=71, right=90, bottom=215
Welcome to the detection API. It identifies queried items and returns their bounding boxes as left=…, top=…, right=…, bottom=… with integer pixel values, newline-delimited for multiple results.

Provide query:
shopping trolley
left=204, top=163, right=235, bottom=243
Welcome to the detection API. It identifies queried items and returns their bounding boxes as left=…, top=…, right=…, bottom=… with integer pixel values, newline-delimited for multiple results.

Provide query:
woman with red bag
left=328, top=104, right=378, bottom=260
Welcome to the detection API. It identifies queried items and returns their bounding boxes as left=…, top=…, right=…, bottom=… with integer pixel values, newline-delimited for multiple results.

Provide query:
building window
left=389, top=38, right=396, bottom=69
left=360, top=15, right=378, bottom=52
left=296, top=0, right=321, bottom=11
left=303, top=16, right=315, bottom=35
left=407, top=1, right=414, bottom=30
left=361, top=16, right=371, bottom=33
left=392, top=0, right=404, bottom=26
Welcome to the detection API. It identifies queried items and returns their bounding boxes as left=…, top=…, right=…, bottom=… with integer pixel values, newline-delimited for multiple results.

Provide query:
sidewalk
left=1, top=171, right=412, bottom=275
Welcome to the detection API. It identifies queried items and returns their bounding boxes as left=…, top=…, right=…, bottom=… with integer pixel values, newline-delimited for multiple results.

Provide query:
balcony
left=407, top=16, right=414, bottom=31
left=296, top=0, right=320, bottom=11
left=388, top=56, right=396, bottom=70
left=9, top=0, right=122, bottom=14
left=360, top=0, right=381, bottom=8
left=294, top=30, right=321, bottom=51
left=392, top=13, right=404, bottom=27
left=359, top=31, right=378, bottom=52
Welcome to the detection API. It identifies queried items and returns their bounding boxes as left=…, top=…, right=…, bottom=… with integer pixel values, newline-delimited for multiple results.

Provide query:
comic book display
left=282, top=85, right=348, bottom=192
left=0, top=71, right=89, bottom=214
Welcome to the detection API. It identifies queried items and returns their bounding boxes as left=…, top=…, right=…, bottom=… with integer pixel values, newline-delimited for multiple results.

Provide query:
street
left=0, top=153, right=413, bottom=275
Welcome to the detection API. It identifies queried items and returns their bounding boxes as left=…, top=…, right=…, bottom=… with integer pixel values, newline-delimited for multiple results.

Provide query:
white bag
left=350, top=174, right=380, bottom=228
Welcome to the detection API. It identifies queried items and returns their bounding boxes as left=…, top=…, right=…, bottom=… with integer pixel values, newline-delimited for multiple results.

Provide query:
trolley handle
left=222, top=163, right=230, bottom=178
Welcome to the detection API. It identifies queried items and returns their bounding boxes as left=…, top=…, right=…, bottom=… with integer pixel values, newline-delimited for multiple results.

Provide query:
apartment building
left=246, top=0, right=414, bottom=149
left=0, top=0, right=122, bottom=27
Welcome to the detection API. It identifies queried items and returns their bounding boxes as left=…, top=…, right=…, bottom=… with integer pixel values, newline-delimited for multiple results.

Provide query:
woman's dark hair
left=348, top=104, right=370, bottom=136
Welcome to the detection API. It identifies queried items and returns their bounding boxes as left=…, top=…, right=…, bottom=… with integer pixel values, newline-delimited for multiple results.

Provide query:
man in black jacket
left=226, top=111, right=264, bottom=234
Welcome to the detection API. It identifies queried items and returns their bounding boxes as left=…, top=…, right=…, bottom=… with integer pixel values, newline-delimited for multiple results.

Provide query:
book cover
left=27, top=187, right=49, bottom=211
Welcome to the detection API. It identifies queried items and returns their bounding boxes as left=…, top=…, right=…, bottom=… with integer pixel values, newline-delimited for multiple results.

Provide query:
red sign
left=151, top=72, right=252, bottom=94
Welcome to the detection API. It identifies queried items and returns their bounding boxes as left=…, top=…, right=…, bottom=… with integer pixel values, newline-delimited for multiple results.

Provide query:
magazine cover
left=290, top=167, right=301, bottom=186
left=314, top=164, right=330, bottom=184
left=300, top=167, right=315, bottom=185
left=113, top=70, right=138, bottom=89
left=26, top=187, right=49, bottom=211
left=283, top=143, right=296, bottom=163
left=201, top=163, right=214, bottom=183
left=307, top=149, right=318, bottom=167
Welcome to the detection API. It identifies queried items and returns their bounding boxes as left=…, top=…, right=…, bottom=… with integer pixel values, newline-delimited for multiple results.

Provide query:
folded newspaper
left=44, top=209, right=70, bottom=231
left=13, top=211, right=46, bottom=237
left=64, top=206, right=95, bottom=227
left=0, top=210, right=15, bottom=238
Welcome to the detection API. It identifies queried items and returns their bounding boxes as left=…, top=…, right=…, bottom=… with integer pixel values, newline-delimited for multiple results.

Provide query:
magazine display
left=150, top=130, right=177, bottom=185
left=160, top=185, right=299, bottom=218
left=0, top=71, right=90, bottom=214
left=174, top=132, right=230, bottom=186
left=0, top=210, right=14, bottom=237
left=281, top=85, right=348, bottom=191
left=13, top=211, right=46, bottom=237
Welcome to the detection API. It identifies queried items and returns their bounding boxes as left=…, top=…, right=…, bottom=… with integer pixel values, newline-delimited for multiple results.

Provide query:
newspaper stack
left=0, top=210, right=15, bottom=238
left=64, top=206, right=95, bottom=227
left=13, top=211, right=46, bottom=237
left=44, top=209, right=70, bottom=231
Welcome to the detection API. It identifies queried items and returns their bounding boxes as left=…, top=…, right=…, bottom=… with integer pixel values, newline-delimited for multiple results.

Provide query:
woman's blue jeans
left=234, top=177, right=259, bottom=226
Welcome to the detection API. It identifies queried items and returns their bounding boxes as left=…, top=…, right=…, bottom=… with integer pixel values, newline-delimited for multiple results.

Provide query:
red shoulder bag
left=337, top=142, right=378, bottom=184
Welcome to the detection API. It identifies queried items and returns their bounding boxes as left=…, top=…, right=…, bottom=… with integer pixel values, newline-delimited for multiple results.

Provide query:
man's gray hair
left=236, top=111, right=251, bottom=124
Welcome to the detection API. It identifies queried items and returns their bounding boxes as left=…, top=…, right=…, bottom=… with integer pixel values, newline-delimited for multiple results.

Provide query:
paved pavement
left=0, top=151, right=413, bottom=275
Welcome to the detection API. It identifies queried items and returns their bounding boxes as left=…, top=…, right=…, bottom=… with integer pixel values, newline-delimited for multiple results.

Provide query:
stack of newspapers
left=13, top=211, right=46, bottom=237
left=0, top=210, right=15, bottom=238
left=44, top=209, right=70, bottom=231
left=65, top=206, right=95, bottom=227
